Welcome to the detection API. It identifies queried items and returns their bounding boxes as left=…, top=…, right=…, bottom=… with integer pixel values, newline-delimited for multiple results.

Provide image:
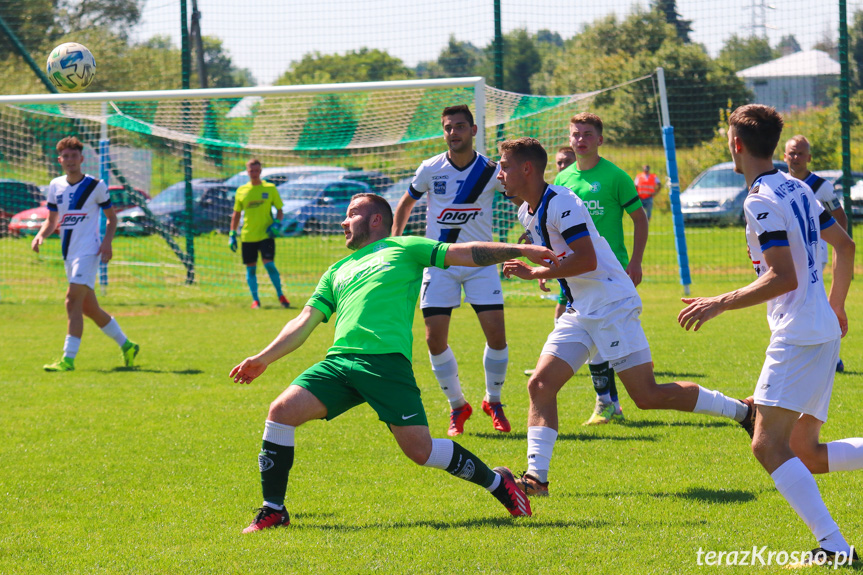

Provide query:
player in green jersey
left=553, top=113, right=649, bottom=425
left=231, top=193, right=558, bottom=532
left=229, top=159, right=290, bottom=309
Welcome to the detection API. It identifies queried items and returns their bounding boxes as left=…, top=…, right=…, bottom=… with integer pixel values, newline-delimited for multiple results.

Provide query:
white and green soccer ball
left=47, top=42, right=96, bottom=93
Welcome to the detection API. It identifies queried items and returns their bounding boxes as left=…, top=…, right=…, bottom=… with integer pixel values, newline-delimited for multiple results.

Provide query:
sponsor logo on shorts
left=437, top=207, right=481, bottom=225
left=60, top=212, right=87, bottom=227
left=401, top=413, right=418, bottom=420
left=610, top=341, right=619, bottom=347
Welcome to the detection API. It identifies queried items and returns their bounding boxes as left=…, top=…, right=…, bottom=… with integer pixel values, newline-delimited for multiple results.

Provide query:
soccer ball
left=46, top=43, right=96, bottom=93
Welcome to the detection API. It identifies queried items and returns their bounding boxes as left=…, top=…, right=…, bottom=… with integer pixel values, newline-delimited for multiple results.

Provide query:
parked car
left=381, top=177, right=427, bottom=235
left=0, top=179, right=43, bottom=235
left=275, top=177, right=374, bottom=236
left=116, top=179, right=228, bottom=236
left=813, top=170, right=863, bottom=219
left=222, top=165, right=347, bottom=190
left=327, top=169, right=394, bottom=193
left=680, top=161, right=788, bottom=225
left=9, top=185, right=149, bottom=236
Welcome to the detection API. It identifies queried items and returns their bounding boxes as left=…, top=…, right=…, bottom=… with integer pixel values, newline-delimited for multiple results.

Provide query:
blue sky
left=138, top=0, right=861, bottom=85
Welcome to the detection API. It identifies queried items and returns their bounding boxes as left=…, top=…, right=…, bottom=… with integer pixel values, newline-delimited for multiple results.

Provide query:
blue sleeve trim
left=99, top=200, right=112, bottom=209
left=47, top=203, right=58, bottom=212
left=561, top=223, right=589, bottom=243
left=408, top=185, right=425, bottom=200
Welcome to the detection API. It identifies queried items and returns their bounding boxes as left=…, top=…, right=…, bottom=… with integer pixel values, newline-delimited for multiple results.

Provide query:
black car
left=117, top=178, right=233, bottom=236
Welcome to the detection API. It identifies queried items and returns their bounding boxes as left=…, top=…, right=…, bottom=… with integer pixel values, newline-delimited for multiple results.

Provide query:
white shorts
left=65, top=254, right=99, bottom=290
left=420, top=265, right=503, bottom=309
left=541, top=296, right=651, bottom=373
left=754, top=338, right=840, bottom=422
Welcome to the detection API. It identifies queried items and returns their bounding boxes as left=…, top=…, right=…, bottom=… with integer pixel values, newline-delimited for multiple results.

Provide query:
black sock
left=590, top=361, right=613, bottom=396
left=446, top=441, right=496, bottom=488
left=259, top=440, right=294, bottom=506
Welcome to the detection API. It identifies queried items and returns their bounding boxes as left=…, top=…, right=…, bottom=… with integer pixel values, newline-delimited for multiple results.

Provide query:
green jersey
left=554, top=157, right=641, bottom=268
left=233, top=181, right=283, bottom=242
left=306, top=236, right=449, bottom=361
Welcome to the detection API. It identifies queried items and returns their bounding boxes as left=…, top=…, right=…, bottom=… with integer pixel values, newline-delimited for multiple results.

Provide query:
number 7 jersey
left=744, top=169, right=840, bottom=345
left=409, top=151, right=502, bottom=243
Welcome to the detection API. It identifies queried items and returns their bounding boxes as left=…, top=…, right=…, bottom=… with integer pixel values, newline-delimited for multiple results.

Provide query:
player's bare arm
left=99, top=206, right=118, bottom=263
left=444, top=241, right=558, bottom=268
left=503, top=235, right=597, bottom=281
left=391, top=192, right=417, bottom=236
left=31, top=211, right=59, bottom=253
left=229, top=210, right=241, bottom=232
left=821, top=222, right=855, bottom=337
left=230, top=306, right=326, bottom=384
left=626, top=207, right=648, bottom=287
left=678, top=245, right=798, bottom=332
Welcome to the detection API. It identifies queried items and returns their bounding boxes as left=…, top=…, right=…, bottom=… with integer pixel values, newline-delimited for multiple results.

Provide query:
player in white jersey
left=679, top=105, right=861, bottom=566
left=784, top=134, right=847, bottom=372
left=31, top=136, right=139, bottom=372
left=393, top=105, right=511, bottom=437
left=495, top=138, right=754, bottom=498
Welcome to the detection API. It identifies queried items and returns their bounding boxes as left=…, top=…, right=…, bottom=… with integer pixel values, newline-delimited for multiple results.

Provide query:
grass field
left=2, top=280, right=863, bottom=574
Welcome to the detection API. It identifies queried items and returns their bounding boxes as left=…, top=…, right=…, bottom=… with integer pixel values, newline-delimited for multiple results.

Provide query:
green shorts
left=292, top=353, right=428, bottom=427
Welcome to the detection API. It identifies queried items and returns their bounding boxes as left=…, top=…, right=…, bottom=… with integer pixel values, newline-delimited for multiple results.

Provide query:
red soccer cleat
left=482, top=400, right=511, bottom=433
left=279, top=295, right=291, bottom=309
left=492, top=466, right=532, bottom=517
left=447, top=403, right=473, bottom=436
left=251, top=300, right=261, bottom=309
left=243, top=506, right=290, bottom=533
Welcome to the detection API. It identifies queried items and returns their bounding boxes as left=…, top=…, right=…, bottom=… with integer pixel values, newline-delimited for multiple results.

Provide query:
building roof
left=737, top=50, right=840, bottom=78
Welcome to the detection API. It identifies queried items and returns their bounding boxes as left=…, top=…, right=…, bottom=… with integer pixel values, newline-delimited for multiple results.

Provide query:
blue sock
left=246, top=266, right=259, bottom=301
left=264, top=261, right=283, bottom=297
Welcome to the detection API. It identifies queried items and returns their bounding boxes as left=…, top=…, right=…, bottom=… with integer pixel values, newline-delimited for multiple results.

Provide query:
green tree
left=276, top=48, right=414, bottom=85
left=0, top=0, right=63, bottom=59
left=652, top=0, right=692, bottom=43
left=717, top=34, right=777, bottom=72
left=849, top=10, right=863, bottom=89
left=475, top=28, right=541, bottom=93
left=194, top=36, right=254, bottom=88
left=776, top=35, right=802, bottom=56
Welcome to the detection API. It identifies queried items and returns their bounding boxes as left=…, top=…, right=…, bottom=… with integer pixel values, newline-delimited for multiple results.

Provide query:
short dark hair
left=351, top=192, right=393, bottom=231
left=557, top=146, right=575, bottom=155
left=728, top=104, right=783, bottom=160
left=56, top=136, right=84, bottom=153
left=246, top=158, right=262, bottom=168
left=570, top=112, right=603, bottom=136
left=498, top=137, right=548, bottom=173
left=442, top=104, right=474, bottom=126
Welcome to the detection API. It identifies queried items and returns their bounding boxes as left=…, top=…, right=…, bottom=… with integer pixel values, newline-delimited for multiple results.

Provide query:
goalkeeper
left=229, top=158, right=290, bottom=309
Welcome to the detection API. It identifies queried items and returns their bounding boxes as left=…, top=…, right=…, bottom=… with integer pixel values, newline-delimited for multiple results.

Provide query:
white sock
left=486, top=473, right=501, bottom=492
left=827, top=438, right=863, bottom=472
left=772, top=457, right=845, bottom=549
left=422, top=438, right=454, bottom=470
left=693, top=386, right=747, bottom=421
left=483, top=344, right=508, bottom=403
left=597, top=392, right=611, bottom=404
left=100, top=317, right=127, bottom=347
left=263, top=420, right=295, bottom=446
left=430, top=347, right=464, bottom=408
left=527, top=426, right=558, bottom=483
left=612, top=399, right=621, bottom=411
left=63, top=335, right=81, bottom=359
left=263, top=501, right=284, bottom=510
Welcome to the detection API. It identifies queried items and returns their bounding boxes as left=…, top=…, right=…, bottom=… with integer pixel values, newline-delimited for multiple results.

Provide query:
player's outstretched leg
left=397, top=427, right=530, bottom=517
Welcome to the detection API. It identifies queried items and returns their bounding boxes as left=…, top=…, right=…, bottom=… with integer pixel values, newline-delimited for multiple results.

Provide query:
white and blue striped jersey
left=46, top=174, right=111, bottom=261
left=744, top=169, right=840, bottom=345
left=409, top=151, right=502, bottom=243
left=518, top=184, right=638, bottom=315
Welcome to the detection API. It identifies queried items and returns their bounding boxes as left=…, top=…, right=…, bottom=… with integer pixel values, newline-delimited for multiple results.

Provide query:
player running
left=554, top=113, right=649, bottom=426
left=679, top=105, right=860, bottom=567
left=392, top=105, right=511, bottom=436
left=231, top=193, right=554, bottom=532
left=31, top=136, right=139, bottom=371
left=229, top=158, right=290, bottom=309
left=495, top=137, right=753, bottom=498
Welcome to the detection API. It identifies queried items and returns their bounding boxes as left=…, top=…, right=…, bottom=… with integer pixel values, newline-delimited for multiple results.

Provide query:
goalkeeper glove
left=267, top=221, right=281, bottom=239
left=229, top=231, right=238, bottom=252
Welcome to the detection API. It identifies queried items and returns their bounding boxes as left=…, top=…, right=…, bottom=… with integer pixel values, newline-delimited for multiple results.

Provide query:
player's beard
left=346, top=219, right=371, bottom=250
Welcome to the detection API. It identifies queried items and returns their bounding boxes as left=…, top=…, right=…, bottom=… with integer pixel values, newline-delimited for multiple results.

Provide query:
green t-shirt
left=233, top=181, right=283, bottom=242
left=553, top=157, right=641, bottom=268
left=306, top=236, right=449, bottom=361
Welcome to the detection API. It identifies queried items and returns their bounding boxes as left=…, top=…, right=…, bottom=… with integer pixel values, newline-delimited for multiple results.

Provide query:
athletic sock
left=827, top=438, right=863, bottom=472
left=63, top=335, right=81, bottom=359
left=259, top=420, right=295, bottom=507
left=527, top=426, right=558, bottom=483
left=263, top=261, right=284, bottom=297
left=423, top=438, right=496, bottom=488
left=693, top=386, right=748, bottom=421
left=483, top=344, right=508, bottom=404
left=246, top=266, right=259, bottom=302
left=608, top=372, right=619, bottom=403
left=100, top=317, right=127, bottom=347
left=772, top=457, right=847, bottom=551
left=430, top=347, right=465, bottom=408
left=590, top=361, right=613, bottom=399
